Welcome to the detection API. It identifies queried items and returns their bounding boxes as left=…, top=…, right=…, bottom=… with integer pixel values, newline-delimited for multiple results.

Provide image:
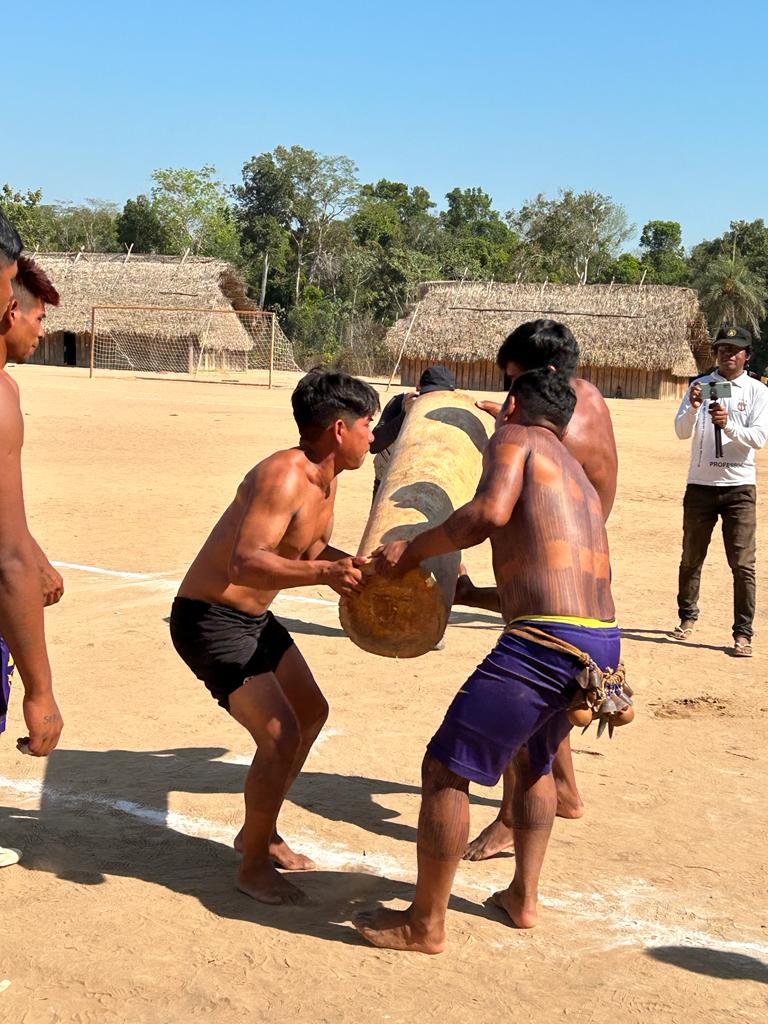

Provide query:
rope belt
left=505, top=624, right=634, bottom=739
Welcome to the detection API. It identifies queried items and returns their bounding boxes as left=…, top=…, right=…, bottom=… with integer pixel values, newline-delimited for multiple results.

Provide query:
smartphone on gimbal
left=697, top=381, right=732, bottom=401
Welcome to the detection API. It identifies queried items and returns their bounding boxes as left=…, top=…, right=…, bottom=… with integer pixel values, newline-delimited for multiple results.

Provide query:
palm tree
left=694, top=249, right=767, bottom=335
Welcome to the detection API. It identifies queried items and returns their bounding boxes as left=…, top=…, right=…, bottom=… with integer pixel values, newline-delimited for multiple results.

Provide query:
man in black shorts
left=170, top=370, right=378, bottom=904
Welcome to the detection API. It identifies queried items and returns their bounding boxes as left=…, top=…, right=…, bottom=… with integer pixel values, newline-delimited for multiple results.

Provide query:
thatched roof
left=386, top=282, right=710, bottom=377
left=33, top=251, right=258, bottom=352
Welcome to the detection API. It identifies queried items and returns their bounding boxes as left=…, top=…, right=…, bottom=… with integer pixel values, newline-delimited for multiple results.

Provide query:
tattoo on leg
left=512, top=788, right=556, bottom=831
left=418, top=757, right=470, bottom=861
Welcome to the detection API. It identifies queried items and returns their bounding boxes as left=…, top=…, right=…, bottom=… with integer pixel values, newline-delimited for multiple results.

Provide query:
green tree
left=638, top=220, right=688, bottom=285
left=116, top=195, right=169, bottom=253
left=510, top=189, right=633, bottom=284
left=609, top=252, right=644, bottom=283
left=694, top=251, right=766, bottom=335
left=275, top=145, right=358, bottom=301
left=0, top=185, right=56, bottom=248
left=150, top=165, right=240, bottom=260
left=234, top=153, right=294, bottom=307
left=49, top=199, right=119, bottom=252
left=354, top=179, right=436, bottom=250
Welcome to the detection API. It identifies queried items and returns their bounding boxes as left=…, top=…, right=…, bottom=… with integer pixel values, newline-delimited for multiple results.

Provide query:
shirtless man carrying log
left=354, top=367, right=620, bottom=953
left=170, top=370, right=378, bottom=904
left=454, top=320, right=617, bottom=858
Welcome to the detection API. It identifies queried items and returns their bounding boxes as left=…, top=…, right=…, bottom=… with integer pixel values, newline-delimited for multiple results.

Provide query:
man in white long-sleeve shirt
left=672, top=326, right=768, bottom=656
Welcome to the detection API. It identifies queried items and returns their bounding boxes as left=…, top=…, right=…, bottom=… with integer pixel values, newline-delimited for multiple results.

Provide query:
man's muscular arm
left=0, top=386, right=62, bottom=756
left=375, top=429, right=528, bottom=576
left=228, top=464, right=364, bottom=596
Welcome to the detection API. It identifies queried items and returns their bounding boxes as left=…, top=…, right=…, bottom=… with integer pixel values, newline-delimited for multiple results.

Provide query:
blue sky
left=5, top=0, right=767, bottom=249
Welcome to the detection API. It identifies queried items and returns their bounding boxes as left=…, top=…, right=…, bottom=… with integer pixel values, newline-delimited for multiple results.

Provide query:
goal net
left=90, top=305, right=302, bottom=386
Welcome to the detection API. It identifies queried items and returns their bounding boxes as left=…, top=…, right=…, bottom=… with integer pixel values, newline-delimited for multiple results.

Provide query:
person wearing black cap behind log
left=369, top=365, right=457, bottom=501
left=672, top=326, right=768, bottom=657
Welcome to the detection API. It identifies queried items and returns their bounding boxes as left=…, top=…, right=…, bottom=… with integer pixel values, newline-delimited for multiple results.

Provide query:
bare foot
left=353, top=907, right=445, bottom=954
left=463, top=818, right=514, bottom=861
left=236, top=861, right=307, bottom=905
left=556, top=791, right=585, bottom=820
left=234, top=829, right=316, bottom=871
left=491, top=886, right=538, bottom=929
left=269, top=834, right=316, bottom=871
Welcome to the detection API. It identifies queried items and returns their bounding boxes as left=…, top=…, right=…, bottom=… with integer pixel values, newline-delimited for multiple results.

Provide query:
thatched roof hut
left=27, top=251, right=299, bottom=375
left=387, top=281, right=710, bottom=399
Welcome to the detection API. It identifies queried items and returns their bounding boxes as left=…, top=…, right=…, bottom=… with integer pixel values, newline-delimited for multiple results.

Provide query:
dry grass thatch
left=32, top=252, right=262, bottom=352
left=385, top=281, right=710, bottom=376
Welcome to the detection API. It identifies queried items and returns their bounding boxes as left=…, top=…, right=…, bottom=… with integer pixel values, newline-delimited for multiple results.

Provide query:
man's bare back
left=491, top=422, right=614, bottom=624
left=477, top=377, right=617, bottom=522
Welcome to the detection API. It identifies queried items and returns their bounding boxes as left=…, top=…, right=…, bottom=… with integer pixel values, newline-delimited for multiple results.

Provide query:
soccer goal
left=89, top=305, right=302, bottom=386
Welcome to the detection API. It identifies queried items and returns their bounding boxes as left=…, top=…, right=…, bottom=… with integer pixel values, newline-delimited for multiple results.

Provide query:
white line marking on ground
left=52, top=561, right=339, bottom=608
left=52, top=562, right=155, bottom=580
left=1, top=772, right=767, bottom=960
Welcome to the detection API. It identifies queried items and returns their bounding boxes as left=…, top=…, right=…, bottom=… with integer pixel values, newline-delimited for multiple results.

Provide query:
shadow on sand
left=0, top=746, right=500, bottom=945
left=646, top=945, right=768, bottom=984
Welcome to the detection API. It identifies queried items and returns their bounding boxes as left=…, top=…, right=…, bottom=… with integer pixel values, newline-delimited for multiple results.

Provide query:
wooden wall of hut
left=401, top=357, right=689, bottom=400
left=578, top=364, right=689, bottom=400
left=26, top=332, right=91, bottom=368
left=401, top=357, right=506, bottom=392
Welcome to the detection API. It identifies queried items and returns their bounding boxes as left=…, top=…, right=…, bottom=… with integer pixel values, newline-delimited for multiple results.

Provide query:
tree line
left=3, top=145, right=767, bottom=374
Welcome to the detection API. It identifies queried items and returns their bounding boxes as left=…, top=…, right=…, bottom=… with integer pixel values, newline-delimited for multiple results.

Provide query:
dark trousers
left=677, top=484, right=757, bottom=640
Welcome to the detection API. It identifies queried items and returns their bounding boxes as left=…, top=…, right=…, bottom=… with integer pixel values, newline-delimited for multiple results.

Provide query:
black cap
left=418, top=365, right=456, bottom=394
left=713, top=325, right=752, bottom=348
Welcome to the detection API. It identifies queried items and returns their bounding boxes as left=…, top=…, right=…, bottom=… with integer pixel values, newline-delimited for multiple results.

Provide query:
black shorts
left=170, top=597, right=295, bottom=710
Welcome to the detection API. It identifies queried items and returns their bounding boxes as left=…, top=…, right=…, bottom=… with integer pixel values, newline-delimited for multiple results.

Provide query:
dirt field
left=1, top=365, right=766, bottom=1024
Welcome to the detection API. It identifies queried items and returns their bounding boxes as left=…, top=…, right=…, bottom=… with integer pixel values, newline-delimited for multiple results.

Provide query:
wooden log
left=340, top=390, right=490, bottom=658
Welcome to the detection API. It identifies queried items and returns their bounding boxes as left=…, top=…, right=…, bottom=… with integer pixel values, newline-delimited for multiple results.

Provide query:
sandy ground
left=1, top=365, right=766, bottom=1024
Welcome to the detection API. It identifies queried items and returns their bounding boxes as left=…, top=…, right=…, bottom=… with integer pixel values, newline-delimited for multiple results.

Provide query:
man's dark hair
left=508, top=367, right=576, bottom=432
left=13, top=256, right=60, bottom=307
left=292, top=369, right=380, bottom=438
left=0, top=209, right=23, bottom=266
left=497, top=320, right=579, bottom=378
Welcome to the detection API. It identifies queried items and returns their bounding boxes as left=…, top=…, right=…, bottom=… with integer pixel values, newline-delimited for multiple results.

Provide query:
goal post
left=88, top=304, right=301, bottom=386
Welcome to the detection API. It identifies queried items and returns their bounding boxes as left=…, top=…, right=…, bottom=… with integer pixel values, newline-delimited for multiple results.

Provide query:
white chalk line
left=1, top=771, right=766, bottom=961
left=52, top=561, right=338, bottom=609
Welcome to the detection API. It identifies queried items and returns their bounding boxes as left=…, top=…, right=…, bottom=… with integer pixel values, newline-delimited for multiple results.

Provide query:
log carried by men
left=340, top=390, right=490, bottom=657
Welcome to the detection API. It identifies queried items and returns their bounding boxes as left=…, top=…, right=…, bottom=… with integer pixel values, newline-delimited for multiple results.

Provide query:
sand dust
left=1, top=366, right=766, bottom=1024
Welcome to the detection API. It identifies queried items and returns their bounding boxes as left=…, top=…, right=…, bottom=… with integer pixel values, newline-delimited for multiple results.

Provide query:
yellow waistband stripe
left=509, top=614, right=618, bottom=629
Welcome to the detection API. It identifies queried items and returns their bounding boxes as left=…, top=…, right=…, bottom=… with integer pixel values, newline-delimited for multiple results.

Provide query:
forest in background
left=4, top=145, right=768, bottom=374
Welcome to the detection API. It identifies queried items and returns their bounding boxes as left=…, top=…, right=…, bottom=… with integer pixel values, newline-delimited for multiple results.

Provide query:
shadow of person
left=272, top=615, right=346, bottom=639
left=448, top=610, right=502, bottom=629
left=646, top=945, right=768, bottom=983
left=0, top=798, right=485, bottom=946
left=0, top=749, right=500, bottom=946
left=621, top=628, right=730, bottom=654
left=289, top=771, right=499, bottom=845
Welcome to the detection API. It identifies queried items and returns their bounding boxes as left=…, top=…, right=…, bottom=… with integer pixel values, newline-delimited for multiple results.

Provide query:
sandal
left=733, top=638, right=753, bottom=658
left=670, top=622, right=695, bottom=641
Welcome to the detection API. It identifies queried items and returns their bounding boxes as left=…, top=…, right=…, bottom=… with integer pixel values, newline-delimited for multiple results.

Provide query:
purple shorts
left=0, top=635, right=15, bottom=736
left=427, top=620, right=621, bottom=785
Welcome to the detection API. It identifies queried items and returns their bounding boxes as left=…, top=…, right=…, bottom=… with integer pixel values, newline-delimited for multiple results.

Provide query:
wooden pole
left=385, top=301, right=421, bottom=393
left=269, top=313, right=275, bottom=389
left=89, top=307, right=96, bottom=379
